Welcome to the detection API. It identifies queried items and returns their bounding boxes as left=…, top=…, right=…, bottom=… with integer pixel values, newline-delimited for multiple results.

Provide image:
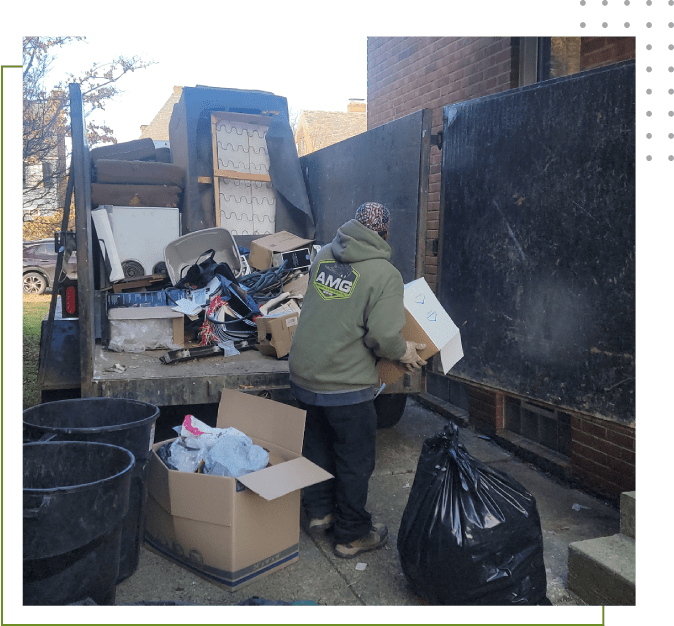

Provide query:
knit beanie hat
left=355, top=202, right=390, bottom=236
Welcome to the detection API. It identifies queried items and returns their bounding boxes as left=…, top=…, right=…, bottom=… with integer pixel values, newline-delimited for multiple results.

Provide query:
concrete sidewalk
left=116, top=397, right=620, bottom=607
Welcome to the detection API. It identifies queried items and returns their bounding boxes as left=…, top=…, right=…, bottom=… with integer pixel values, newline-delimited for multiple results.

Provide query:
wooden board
left=213, top=169, right=271, bottom=182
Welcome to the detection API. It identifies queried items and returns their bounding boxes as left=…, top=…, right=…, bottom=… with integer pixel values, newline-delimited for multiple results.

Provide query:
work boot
left=306, top=513, right=335, bottom=534
left=334, top=523, right=388, bottom=559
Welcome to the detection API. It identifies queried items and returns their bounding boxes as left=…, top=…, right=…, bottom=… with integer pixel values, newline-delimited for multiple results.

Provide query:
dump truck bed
left=91, top=343, right=291, bottom=404
left=90, top=341, right=420, bottom=405
left=52, top=85, right=431, bottom=407
left=92, top=345, right=289, bottom=405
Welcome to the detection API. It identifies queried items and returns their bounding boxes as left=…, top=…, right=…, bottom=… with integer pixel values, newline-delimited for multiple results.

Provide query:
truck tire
left=24, top=271, right=47, bottom=295
left=374, top=393, right=408, bottom=429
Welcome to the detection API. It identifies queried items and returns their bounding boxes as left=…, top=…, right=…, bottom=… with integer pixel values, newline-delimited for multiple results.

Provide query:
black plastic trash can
left=23, top=441, right=134, bottom=605
left=23, top=397, right=160, bottom=583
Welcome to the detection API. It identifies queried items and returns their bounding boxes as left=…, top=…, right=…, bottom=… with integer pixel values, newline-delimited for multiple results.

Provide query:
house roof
left=139, top=86, right=183, bottom=141
left=298, top=109, right=367, bottom=149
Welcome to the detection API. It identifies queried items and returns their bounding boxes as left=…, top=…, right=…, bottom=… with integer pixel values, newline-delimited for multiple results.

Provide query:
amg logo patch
left=313, top=260, right=359, bottom=300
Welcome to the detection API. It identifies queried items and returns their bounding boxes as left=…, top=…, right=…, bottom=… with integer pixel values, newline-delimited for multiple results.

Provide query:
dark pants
left=298, top=399, right=378, bottom=544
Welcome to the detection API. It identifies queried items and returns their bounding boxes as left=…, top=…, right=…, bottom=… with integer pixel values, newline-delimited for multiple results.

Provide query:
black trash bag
left=397, top=422, right=549, bottom=605
left=174, top=249, right=220, bottom=290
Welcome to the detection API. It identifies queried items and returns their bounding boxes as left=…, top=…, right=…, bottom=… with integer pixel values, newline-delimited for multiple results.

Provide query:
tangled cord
left=199, top=295, right=257, bottom=344
left=197, top=261, right=305, bottom=345
left=238, top=261, right=295, bottom=303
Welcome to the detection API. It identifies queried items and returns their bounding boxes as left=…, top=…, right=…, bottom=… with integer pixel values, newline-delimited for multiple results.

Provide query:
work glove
left=399, top=341, right=427, bottom=371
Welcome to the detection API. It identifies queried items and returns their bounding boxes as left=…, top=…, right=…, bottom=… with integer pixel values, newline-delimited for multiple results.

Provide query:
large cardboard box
left=256, top=312, right=299, bottom=358
left=144, top=389, right=332, bottom=591
left=378, top=277, right=463, bottom=385
left=248, top=231, right=314, bottom=270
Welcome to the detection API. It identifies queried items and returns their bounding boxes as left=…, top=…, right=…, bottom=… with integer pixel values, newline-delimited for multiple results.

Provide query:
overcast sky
left=44, top=32, right=367, bottom=143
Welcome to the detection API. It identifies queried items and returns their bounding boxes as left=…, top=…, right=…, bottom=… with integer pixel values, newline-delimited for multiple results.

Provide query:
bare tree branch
left=22, top=36, right=154, bottom=233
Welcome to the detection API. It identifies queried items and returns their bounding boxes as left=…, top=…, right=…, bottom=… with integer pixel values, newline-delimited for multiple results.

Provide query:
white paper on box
left=403, top=278, right=463, bottom=373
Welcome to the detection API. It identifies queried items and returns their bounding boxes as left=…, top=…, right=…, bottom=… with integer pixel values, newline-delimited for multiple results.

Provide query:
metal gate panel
left=438, top=61, right=635, bottom=423
left=300, top=109, right=432, bottom=283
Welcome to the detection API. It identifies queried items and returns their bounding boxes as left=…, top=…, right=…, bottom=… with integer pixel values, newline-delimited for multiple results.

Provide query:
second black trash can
left=24, top=441, right=134, bottom=605
left=23, top=397, right=160, bottom=583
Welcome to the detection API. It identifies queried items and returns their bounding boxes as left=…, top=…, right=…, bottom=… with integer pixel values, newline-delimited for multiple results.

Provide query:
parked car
left=23, top=239, right=77, bottom=295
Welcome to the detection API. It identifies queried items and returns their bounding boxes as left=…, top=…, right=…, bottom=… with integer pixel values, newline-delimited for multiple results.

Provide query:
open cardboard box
left=378, top=277, right=464, bottom=385
left=248, top=231, right=314, bottom=271
left=256, top=311, right=299, bottom=359
left=144, top=389, right=332, bottom=591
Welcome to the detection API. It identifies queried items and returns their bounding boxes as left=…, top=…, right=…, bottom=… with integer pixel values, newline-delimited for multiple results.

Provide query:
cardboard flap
left=169, top=470, right=235, bottom=526
left=216, top=389, right=306, bottom=455
left=252, top=231, right=314, bottom=253
left=237, top=457, right=333, bottom=501
left=148, top=443, right=235, bottom=527
left=440, top=331, right=464, bottom=374
left=403, top=278, right=461, bottom=352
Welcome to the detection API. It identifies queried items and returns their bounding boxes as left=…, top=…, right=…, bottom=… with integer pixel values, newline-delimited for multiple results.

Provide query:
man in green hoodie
left=289, top=202, right=426, bottom=559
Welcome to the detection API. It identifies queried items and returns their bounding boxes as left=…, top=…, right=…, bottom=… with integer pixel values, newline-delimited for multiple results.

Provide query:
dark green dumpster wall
left=437, top=61, right=635, bottom=424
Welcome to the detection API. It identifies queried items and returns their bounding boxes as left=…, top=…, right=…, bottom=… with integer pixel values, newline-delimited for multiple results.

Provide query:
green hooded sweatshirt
left=289, top=219, right=407, bottom=392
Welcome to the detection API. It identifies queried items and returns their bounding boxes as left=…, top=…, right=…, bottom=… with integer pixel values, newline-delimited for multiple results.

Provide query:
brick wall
left=580, top=37, right=635, bottom=71
left=466, top=388, right=635, bottom=501
left=466, top=386, right=504, bottom=435
left=367, top=37, right=514, bottom=291
left=570, top=414, right=635, bottom=500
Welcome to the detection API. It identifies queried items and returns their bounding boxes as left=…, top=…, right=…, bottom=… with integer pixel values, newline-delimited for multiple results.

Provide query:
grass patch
left=23, top=294, right=50, bottom=409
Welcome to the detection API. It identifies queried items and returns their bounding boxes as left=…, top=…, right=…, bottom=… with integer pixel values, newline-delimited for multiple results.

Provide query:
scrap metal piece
left=160, top=346, right=223, bottom=364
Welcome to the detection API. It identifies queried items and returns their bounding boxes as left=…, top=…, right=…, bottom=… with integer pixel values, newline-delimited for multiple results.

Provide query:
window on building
left=539, top=37, right=582, bottom=81
left=42, top=161, right=54, bottom=189
left=516, top=37, right=582, bottom=87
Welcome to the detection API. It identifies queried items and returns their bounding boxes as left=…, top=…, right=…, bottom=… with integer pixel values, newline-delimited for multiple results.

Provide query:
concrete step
left=567, top=533, right=635, bottom=605
left=620, top=491, right=635, bottom=539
